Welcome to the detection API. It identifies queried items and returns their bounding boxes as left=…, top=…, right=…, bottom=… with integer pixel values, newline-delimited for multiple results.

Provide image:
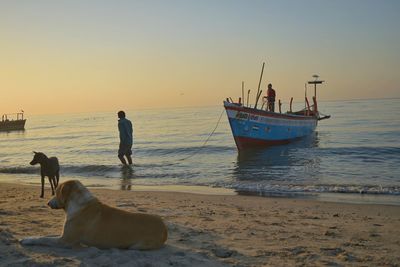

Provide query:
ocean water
left=1, top=98, right=399, bottom=204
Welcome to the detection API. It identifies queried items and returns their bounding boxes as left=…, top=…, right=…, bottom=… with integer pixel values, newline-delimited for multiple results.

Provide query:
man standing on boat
left=117, top=110, right=133, bottom=166
left=267, top=83, right=276, bottom=112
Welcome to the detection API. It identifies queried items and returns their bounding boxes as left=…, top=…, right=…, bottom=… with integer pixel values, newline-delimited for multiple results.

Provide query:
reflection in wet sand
left=120, top=166, right=134, bottom=190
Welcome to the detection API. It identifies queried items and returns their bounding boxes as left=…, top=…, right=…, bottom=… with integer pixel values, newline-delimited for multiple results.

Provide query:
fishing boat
left=0, top=111, right=26, bottom=132
left=224, top=63, right=330, bottom=150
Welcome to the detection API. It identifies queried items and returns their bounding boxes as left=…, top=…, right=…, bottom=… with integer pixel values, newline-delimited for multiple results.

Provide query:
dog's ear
left=33, top=151, right=37, bottom=154
left=58, top=181, right=77, bottom=207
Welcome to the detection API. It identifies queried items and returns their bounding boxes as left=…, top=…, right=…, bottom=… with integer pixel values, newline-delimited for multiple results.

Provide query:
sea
left=1, top=98, right=399, bottom=205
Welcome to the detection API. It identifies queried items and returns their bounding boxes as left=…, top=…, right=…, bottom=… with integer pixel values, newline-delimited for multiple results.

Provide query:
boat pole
left=247, top=89, right=250, bottom=107
left=290, top=97, right=293, bottom=113
left=314, top=83, right=317, bottom=99
left=304, top=83, right=307, bottom=112
left=242, top=81, right=244, bottom=106
left=254, top=62, right=265, bottom=109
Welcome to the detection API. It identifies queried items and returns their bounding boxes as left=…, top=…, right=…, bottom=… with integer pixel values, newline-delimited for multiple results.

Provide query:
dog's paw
left=20, top=237, right=38, bottom=246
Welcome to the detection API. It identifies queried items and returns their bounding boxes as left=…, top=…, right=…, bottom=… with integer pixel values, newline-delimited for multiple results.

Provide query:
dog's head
left=47, top=180, right=92, bottom=210
left=30, top=151, right=47, bottom=165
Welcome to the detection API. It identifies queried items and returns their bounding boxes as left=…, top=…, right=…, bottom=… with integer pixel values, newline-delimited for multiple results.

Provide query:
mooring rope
left=178, top=108, right=225, bottom=162
left=161, top=108, right=226, bottom=166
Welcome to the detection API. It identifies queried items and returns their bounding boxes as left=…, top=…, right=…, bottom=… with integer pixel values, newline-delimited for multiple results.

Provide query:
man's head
left=268, top=83, right=272, bottom=89
left=118, top=111, right=126, bottom=119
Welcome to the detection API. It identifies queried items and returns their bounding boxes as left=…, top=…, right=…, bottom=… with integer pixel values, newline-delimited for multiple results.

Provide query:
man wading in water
left=117, top=110, right=133, bottom=166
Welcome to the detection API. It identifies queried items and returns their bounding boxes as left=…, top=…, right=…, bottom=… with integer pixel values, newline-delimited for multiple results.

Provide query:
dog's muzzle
left=47, top=198, right=59, bottom=209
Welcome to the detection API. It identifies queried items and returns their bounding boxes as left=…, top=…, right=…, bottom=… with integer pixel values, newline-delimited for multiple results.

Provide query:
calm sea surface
left=1, top=98, right=399, bottom=204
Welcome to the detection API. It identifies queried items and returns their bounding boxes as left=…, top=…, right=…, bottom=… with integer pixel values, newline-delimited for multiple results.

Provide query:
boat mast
left=308, top=75, right=324, bottom=101
left=308, top=75, right=324, bottom=113
left=254, top=62, right=265, bottom=109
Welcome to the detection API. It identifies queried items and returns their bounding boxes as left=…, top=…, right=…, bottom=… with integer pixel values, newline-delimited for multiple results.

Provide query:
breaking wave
left=225, top=182, right=400, bottom=196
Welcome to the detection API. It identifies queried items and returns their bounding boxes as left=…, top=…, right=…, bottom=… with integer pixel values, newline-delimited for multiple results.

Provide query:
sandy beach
left=0, top=182, right=399, bottom=266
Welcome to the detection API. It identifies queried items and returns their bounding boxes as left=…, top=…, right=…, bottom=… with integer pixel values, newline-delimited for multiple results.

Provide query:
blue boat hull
left=224, top=101, right=317, bottom=150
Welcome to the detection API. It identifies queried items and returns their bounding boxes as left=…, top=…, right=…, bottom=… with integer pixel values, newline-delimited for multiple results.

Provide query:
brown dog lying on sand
left=30, top=151, right=60, bottom=198
left=20, top=180, right=168, bottom=250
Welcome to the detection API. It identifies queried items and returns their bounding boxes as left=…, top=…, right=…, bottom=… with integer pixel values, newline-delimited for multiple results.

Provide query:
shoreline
left=2, top=175, right=400, bottom=206
left=1, top=181, right=400, bottom=266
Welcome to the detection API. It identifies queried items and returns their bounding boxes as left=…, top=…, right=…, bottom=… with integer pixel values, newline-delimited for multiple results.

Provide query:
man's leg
left=126, top=155, right=132, bottom=165
left=118, top=143, right=128, bottom=165
left=118, top=155, right=128, bottom=165
left=126, top=143, right=133, bottom=165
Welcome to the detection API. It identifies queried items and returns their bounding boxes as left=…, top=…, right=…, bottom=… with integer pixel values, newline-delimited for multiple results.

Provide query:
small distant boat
left=224, top=63, right=330, bottom=151
left=0, top=111, right=26, bottom=132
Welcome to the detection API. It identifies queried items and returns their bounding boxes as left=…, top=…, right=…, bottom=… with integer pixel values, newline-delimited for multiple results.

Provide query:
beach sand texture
left=1, top=182, right=399, bottom=266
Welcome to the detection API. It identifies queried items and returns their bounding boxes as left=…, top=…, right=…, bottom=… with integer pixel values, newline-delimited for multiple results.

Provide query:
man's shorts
left=118, top=143, right=132, bottom=157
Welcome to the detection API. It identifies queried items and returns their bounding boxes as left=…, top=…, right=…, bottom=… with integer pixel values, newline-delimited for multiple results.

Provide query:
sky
left=1, top=0, right=399, bottom=115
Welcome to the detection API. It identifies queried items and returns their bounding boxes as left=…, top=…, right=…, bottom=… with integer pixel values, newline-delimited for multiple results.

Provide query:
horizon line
left=12, top=96, right=400, bottom=117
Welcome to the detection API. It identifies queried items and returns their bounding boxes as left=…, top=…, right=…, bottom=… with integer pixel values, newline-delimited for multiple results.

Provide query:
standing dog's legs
left=55, top=171, right=60, bottom=188
left=48, top=176, right=55, bottom=195
left=40, top=175, right=45, bottom=198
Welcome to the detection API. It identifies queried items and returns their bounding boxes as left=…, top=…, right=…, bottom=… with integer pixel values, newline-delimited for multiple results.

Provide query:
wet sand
left=0, top=181, right=399, bottom=266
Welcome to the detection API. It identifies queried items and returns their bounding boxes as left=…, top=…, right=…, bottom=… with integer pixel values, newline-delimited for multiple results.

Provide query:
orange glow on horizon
left=1, top=1, right=399, bottom=115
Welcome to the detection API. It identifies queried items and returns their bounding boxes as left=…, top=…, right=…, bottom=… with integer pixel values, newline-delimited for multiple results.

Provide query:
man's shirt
left=118, top=118, right=133, bottom=145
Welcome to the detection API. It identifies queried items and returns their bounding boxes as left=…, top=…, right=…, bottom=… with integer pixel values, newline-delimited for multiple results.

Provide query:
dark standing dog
left=30, top=152, right=60, bottom=198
